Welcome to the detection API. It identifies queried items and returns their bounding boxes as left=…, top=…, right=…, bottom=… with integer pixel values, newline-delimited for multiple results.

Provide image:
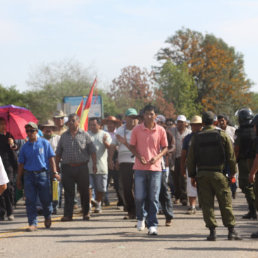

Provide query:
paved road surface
left=0, top=190, right=258, bottom=258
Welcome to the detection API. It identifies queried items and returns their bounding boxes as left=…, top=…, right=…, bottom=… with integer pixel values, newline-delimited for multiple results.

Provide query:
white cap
left=176, top=115, right=187, bottom=122
left=156, top=114, right=166, bottom=123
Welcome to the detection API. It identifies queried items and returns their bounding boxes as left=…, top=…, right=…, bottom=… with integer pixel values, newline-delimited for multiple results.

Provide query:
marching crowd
left=0, top=104, right=258, bottom=240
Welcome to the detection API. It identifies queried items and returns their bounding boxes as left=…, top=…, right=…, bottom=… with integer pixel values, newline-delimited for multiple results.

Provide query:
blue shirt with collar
left=18, top=137, right=55, bottom=171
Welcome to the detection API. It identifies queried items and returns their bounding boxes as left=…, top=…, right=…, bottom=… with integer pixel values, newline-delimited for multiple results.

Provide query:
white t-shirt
left=49, top=134, right=61, bottom=152
left=0, top=157, right=9, bottom=185
left=170, top=127, right=191, bottom=158
left=225, top=125, right=236, bottom=143
left=88, top=130, right=112, bottom=174
left=113, top=124, right=135, bottom=164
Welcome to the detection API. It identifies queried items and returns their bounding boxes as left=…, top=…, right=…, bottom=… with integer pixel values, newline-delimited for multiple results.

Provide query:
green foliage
left=25, top=60, right=94, bottom=122
left=98, top=89, right=121, bottom=117
left=156, top=61, right=201, bottom=118
left=0, top=85, right=26, bottom=107
left=156, top=28, right=252, bottom=116
left=250, top=92, right=258, bottom=114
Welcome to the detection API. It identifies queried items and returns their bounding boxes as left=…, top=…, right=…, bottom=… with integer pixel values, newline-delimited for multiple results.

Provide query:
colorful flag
left=79, top=78, right=97, bottom=131
left=76, top=97, right=84, bottom=118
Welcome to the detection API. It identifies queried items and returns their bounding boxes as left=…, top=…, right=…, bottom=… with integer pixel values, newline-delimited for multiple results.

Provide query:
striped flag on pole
left=79, top=78, right=97, bottom=131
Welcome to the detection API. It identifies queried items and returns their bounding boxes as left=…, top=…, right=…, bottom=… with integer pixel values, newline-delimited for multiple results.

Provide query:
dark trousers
left=62, top=164, right=89, bottom=217
left=0, top=166, right=14, bottom=217
left=107, top=169, right=123, bottom=204
left=119, top=163, right=135, bottom=215
left=172, top=157, right=187, bottom=201
left=159, top=171, right=173, bottom=220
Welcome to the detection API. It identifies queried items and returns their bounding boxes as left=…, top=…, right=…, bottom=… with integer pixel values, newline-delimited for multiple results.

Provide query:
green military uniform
left=254, top=137, right=258, bottom=210
left=235, top=128, right=256, bottom=217
left=187, top=125, right=236, bottom=229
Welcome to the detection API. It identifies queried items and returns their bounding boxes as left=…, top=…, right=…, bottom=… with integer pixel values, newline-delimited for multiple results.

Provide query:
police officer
left=249, top=114, right=258, bottom=238
left=235, top=108, right=257, bottom=219
left=187, top=111, right=241, bottom=241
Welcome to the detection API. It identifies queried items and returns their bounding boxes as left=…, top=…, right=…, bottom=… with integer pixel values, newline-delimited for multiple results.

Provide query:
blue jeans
left=24, top=171, right=52, bottom=226
left=134, top=170, right=162, bottom=228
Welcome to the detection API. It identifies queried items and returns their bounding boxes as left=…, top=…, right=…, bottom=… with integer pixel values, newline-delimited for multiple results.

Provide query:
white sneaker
left=137, top=220, right=145, bottom=231
left=94, top=202, right=102, bottom=213
left=148, top=226, right=158, bottom=235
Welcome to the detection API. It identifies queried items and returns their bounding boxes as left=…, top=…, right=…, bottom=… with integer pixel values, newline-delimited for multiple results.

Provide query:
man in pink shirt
left=130, top=104, right=168, bottom=235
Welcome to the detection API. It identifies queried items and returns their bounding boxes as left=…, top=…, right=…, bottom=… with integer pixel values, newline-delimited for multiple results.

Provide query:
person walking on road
left=130, top=104, right=168, bottom=235
left=235, top=108, right=257, bottom=219
left=170, top=115, right=191, bottom=206
left=249, top=114, right=258, bottom=238
left=110, top=108, right=139, bottom=219
left=16, top=122, right=59, bottom=232
left=55, top=114, right=97, bottom=221
left=187, top=111, right=242, bottom=241
left=156, top=114, right=174, bottom=226
left=181, top=115, right=202, bottom=215
left=88, top=117, right=112, bottom=214
left=0, top=157, right=9, bottom=195
left=0, top=117, right=18, bottom=221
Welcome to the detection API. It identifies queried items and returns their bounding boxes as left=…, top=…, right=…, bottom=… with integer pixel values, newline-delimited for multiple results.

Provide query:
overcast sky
left=1, top=0, right=258, bottom=92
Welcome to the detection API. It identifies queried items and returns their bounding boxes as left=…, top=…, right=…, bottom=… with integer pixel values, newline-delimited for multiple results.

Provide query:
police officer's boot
left=242, top=203, right=257, bottom=219
left=228, top=227, right=242, bottom=240
left=207, top=228, right=216, bottom=241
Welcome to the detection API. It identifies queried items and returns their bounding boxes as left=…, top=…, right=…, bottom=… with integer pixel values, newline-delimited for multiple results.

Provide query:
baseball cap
left=156, top=114, right=166, bottom=123
left=176, top=115, right=187, bottom=122
left=125, top=108, right=138, bottom=117
left=25, top=122, right=38, bottom=130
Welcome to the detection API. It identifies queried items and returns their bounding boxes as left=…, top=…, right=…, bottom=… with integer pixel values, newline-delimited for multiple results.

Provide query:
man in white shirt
left=111, top=108, right=139, bottom=219
left=0, top=157, right=9, bottom=195
left=170, top=115, right=191, bottom=205
left=88, top=117, right=112, bottom=213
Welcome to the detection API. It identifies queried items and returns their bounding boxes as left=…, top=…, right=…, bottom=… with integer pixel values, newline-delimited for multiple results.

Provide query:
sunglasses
left=26, top=129, right=37, bottom=133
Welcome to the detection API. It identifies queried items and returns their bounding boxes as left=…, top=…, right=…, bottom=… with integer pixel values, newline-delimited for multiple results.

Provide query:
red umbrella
left=0, top=105, right=38, bottom=139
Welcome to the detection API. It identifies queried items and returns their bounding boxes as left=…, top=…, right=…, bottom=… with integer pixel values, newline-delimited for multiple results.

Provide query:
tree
left=155, top=61, right=201, bottom=118
left=152, top=88, right=177, bottom=119
left=156, top=28, right=252, bottom=116
left=0, top=85, right=26, bottom=107
left=109, top=66, right=154, bottom=113
left=250, top=92, right=258, bottom=114
left=26, top=60, right=94, bottom=121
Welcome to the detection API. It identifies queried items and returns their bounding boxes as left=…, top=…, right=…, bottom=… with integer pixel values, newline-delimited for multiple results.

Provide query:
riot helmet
left=235, top=108, right=254, bottom=126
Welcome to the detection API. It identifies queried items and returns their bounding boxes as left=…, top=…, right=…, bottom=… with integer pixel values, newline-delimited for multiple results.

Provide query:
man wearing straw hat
left=181, top=115, right=202, bottom=215
left=41, top=119, right=61, bottom=214
left=53, top=110, right=67, bottom=136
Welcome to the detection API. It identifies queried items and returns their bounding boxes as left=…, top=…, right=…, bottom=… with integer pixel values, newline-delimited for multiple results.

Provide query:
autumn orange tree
left=156, top=28, right=252, bottom=117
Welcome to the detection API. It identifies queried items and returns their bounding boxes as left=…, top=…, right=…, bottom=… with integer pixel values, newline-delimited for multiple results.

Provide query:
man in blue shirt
left=17, top=122, right=59, bottom=232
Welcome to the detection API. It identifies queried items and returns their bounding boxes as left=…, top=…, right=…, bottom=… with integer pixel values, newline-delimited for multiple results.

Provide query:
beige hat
left=190, top=115, right=202, bottom=124
left=41, top=119, right=57, bottom=128
left=53, top=110, right=66, bottom=118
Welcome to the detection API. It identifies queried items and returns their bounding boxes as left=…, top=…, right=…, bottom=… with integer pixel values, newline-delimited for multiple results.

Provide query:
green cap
left=25, top=122, right=38, bottom=130
left=125, top=108, right=138, bottom=117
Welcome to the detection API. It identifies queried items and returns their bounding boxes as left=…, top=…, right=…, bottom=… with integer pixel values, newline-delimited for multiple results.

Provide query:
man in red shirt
left=130, top=104, right=168, bottom=235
